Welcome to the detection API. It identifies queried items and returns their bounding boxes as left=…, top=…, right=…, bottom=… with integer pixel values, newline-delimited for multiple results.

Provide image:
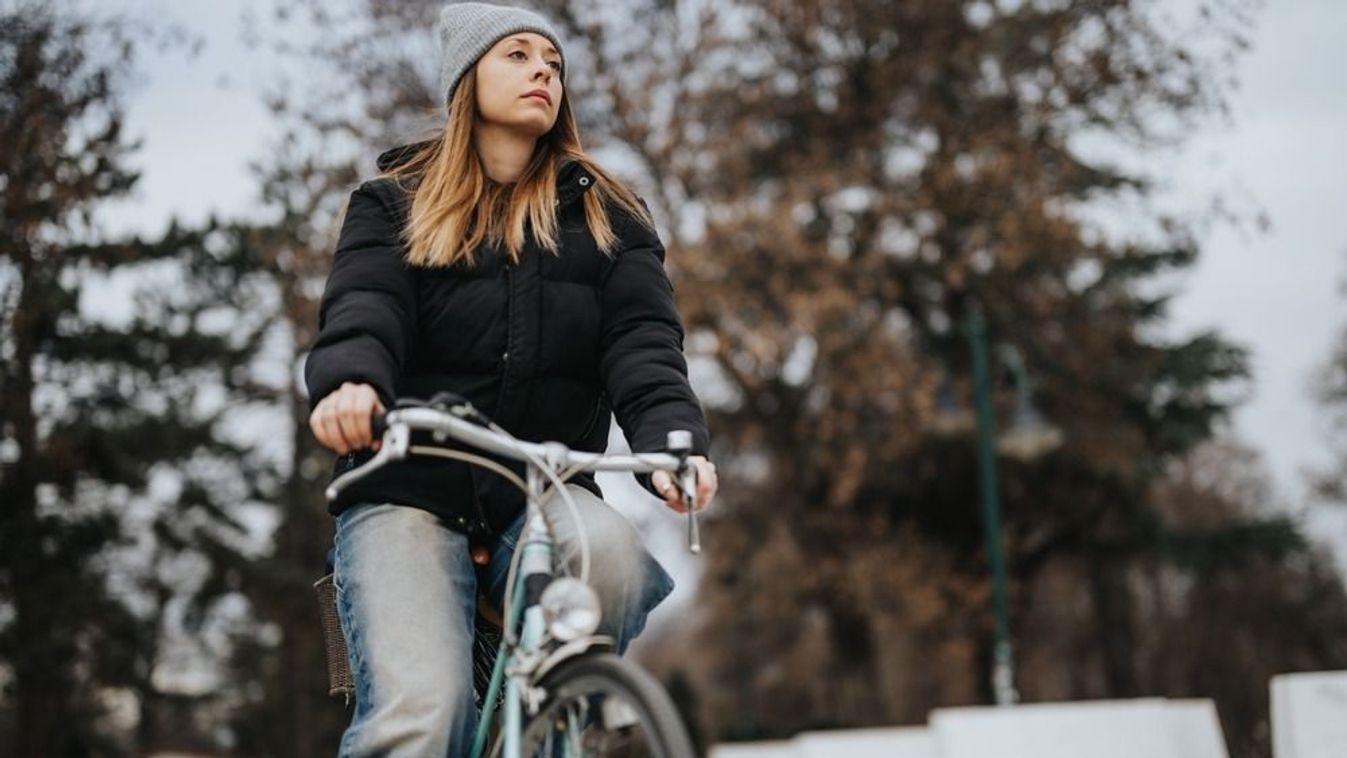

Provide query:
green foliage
left=1157, top=518, right=1307, bottom=572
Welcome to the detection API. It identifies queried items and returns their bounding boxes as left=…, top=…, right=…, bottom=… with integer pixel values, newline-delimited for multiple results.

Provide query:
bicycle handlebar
left=324, top=395, right=703, bottom=553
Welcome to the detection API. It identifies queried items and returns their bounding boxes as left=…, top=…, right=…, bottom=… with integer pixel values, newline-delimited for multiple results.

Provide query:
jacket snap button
left=578, top=176, right=590, bottom=186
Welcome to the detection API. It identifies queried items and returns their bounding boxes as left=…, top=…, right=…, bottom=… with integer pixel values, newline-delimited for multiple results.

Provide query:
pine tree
left=1, top=4, right=277, bottom=753
left=213, top=142, right=360, bottom=758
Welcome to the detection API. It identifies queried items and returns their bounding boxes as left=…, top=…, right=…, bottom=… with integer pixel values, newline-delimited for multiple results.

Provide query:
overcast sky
left=1155, top=0, right=1347, bottom=558
left=91, top=0, right=1347, bottom=582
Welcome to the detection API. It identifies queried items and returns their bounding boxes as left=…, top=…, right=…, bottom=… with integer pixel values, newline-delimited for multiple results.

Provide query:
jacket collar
left=375, top=140, right=595, bottom=207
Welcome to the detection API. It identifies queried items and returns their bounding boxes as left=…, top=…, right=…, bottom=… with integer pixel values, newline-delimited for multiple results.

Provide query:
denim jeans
left=331, top=483, right=676, bottom=757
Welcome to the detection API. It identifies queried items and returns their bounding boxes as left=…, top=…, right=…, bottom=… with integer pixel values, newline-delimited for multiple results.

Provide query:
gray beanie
left=437, top=2, right=568, bottom=106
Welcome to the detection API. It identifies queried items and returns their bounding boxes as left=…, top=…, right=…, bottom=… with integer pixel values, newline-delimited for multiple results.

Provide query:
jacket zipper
left=470, top=261, right=515, bottom=538
left=499, top=262, right=514, bottom=381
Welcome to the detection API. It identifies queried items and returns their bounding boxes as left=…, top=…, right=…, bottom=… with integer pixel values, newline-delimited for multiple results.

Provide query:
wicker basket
left=313, top=572, right=354, bottom=702
left=314, top=571, right=504, bottom=711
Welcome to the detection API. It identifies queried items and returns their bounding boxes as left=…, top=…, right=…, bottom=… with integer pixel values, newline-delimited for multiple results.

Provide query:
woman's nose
left=532, top=59, right=553, bottom=82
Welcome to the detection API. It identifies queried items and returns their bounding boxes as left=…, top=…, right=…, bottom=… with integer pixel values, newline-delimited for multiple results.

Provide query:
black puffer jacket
left=304, top=142, right=710, bottom=537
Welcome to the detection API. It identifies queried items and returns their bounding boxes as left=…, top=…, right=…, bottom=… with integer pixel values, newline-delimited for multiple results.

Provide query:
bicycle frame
left=472, top=466, right=596, bottom=758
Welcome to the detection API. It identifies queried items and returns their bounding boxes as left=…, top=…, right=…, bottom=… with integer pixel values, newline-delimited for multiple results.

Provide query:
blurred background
left=2, top=0, right=1345, bottom=756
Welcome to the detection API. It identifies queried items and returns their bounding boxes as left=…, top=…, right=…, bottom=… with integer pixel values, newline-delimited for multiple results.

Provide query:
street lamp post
left=964, top=304, right=1019, bottom=707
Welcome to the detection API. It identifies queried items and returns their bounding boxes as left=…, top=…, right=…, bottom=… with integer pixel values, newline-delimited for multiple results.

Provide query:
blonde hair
left=378, top=71, right=653, bottom=267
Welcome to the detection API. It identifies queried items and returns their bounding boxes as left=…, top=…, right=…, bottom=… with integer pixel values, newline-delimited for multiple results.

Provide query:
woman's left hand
left=651, top=455, right=717, bottom=513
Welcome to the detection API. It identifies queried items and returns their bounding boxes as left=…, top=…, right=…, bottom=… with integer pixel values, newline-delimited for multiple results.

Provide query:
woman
left=303, top=2, right=716, bottom=756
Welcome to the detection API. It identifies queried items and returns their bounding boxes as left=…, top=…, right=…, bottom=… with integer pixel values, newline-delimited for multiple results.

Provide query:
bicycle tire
left=511, top=652, right=695, bottom=758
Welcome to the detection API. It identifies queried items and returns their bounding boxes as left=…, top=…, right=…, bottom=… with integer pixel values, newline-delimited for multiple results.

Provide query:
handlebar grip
left=371, top=409, right=388, bottom=439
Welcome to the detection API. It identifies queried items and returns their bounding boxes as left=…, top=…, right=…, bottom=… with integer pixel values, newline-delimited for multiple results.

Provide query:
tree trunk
left=1089, top=556, right=1139, bottom=697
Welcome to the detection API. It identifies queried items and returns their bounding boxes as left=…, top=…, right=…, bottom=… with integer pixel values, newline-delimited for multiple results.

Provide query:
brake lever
left=324, top=412, right=410, bottom=502
left=679, top=463, right=701, bottom=555
left=665, top=430, right=701, bottom=554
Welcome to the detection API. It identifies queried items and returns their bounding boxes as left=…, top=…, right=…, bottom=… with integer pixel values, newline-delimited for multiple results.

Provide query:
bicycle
left=313, top=391, right=703, bottom=757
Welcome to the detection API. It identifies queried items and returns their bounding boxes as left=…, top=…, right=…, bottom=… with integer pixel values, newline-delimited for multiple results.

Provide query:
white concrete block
left=708, top=740, right=798, bottom=758
left=709, top=697, right=1232, bottom=758
left=708, top=727, right=938, bottom=758
left=1167, top=700, right=1231, bottom=758
left=1271, top=670, right=1347, bottom=758
left=793, top=726, right=938, bottom=758
left=930, top=698, right=1229, bottom=758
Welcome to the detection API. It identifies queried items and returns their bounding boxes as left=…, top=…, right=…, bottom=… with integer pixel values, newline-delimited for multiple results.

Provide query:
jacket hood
left=375, top=140, right=433, bottom=172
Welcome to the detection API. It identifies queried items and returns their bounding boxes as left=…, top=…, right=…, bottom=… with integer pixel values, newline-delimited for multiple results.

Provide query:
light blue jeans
left=331, top=483, right=676, bottom=757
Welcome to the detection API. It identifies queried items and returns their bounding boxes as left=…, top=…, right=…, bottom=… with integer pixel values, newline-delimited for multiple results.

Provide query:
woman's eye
left=506, top=50, right=559, bottom=72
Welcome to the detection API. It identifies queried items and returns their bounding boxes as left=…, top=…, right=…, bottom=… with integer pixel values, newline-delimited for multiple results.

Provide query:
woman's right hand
left=309, top=382, right=385, bottom=454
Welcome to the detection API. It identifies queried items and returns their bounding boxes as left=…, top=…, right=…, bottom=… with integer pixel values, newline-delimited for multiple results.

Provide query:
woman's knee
left=544, top=490, right=650, bottom=606
left=548, top=490, right=640, bottom=565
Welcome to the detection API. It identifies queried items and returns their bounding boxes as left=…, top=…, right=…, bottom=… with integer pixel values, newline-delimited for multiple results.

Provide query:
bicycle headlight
left=540, top=577, right=602, bottom=641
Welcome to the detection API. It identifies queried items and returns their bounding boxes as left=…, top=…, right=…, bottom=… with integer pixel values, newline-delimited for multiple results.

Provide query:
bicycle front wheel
left=516, top=652, right=695, bottom=758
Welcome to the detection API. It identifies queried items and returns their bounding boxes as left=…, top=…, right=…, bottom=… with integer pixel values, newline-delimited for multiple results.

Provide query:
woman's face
left=474, top=32, right=563, bottom=139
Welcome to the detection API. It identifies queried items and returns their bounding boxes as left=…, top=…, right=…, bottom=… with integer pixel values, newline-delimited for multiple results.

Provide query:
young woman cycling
left=303, top=3, right=718, bottom=755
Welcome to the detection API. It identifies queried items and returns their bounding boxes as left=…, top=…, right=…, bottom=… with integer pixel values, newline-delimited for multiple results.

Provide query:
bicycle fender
left=530, top=635, right=617, bottom=683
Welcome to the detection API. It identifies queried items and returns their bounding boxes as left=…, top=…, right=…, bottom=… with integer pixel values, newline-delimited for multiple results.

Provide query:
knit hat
left=436, top=2, right=568, bottom=106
